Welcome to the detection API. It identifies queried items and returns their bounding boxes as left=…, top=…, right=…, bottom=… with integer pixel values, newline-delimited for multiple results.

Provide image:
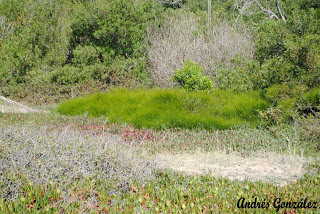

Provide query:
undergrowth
left=1, top=170, right=319, bottom=213
left=0, top=124, right=154, bottom=201
left=57, top=88, right=269, bottom=130
left=0, top=113, right=319, bottom=213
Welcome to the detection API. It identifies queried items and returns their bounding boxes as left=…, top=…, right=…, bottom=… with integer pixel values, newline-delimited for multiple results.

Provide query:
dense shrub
left=72, top=45, right=101, bottom=66
left=0, top=0, right=319, bottom=112
left=298, top=117, right=320, bottom=152
left=260, top=85, right=319, bottom=125
left=255, top=21, right=320, bottom=88
left=217, top=2, right=320, bottom=124
left=170, top=60, right=213, bottom=92
left=0, top=0, right=162, bottom=103
left=69, top=0, right=162, bottom=58
left=58, top=88, right=269, bottom=130
left=215, top=58, right=259, bottom=92
left=303, top=87, right=320, bottom=106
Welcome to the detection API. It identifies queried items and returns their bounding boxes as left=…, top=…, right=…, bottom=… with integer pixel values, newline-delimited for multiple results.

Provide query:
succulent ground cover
left=0, top=112, right=319, bottom=213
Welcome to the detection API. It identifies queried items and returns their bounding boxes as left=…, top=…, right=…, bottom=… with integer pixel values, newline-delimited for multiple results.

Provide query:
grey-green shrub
left=0, top=124, right=155, bottom=200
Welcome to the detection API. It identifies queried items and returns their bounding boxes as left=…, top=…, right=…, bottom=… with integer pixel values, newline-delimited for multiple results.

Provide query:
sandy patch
left=156, top=151, right=310, bottom=186
left=0, top=105, right=36, bottom=113
left=0, top=96, right=41, bottom=113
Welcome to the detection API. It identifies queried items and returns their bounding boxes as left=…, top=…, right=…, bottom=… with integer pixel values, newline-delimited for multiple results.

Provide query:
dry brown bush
left=146, top=14, right=255, bottom=87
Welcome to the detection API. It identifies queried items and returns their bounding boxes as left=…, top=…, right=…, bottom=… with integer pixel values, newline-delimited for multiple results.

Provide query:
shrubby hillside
left=0, top=0, right=319, bottom=124
left=0, top=0, right=164, bottom=103
left=0, top=1, right=320, bottom=212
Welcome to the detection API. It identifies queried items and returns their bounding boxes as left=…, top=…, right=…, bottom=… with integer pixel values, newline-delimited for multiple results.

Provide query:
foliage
left=298, top=117, right=320, bottom=152
left=0, top=0, right=319, bottom=126
left=71, top=45, right=101, bottom=66
left=57, top=88, right=268, bottom=130
left=213, top=1, right=320, bottom=124
left=215, top=58, right=259, bottom=92
left=69, top=0, right=161, bottom=58
left=0, top=0, right=162, bottom=103
left=303, top=87, right=320, bottom=107
left=1, top=170, right=319, bottom=213
left=255, top=21, right=320, bottom=88
left=170, top=60, right=214, bottom=92
left=260, top=84, right=319, bottom=125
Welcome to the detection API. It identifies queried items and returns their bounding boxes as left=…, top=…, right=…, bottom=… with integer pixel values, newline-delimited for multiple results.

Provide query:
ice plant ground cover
left=0, top=112, right=319, bottom=213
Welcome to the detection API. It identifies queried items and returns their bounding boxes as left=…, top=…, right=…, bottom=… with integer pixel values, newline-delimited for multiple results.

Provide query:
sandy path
left=156, top=151, right=310, bottom=186
left=0, top=96, right=41, bottom=113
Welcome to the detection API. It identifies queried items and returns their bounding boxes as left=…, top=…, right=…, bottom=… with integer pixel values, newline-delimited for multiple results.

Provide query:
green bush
left=170, top=60, right=214, bottom=92
left=57, top=88, right=269, bottom=130
left=215, top=59, right=257, bottom=92
left=261, top=84, right=319, bottom=125
left=69, top=0, right=162, bottom=58
left=303, top=87, right=320, bottom=106
left=50, top=66, right=88, bottom=85
left=298, top=117, right=320, bottom=152
left=265, top=84, right=307, bottom=104
left=0, top=0, right=163, bottom=103
left=72, top=45, right=101, bottom=66
left=1, top=0, right=319, bottom=106
left=254, top=18, right=320, bottom=89
left=297, top=87, right=320, bottom=116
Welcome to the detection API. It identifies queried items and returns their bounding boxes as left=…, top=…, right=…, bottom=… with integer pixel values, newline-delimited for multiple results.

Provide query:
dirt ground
left=156, top=151, right=310, bottom=186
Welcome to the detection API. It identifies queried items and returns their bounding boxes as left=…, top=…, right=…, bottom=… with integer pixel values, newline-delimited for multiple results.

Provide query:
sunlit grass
left=57, top=88, right=269, bottom=130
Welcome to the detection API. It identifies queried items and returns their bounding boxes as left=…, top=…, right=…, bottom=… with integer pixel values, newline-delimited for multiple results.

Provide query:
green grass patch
left=57, top=88, right=269, bottom=130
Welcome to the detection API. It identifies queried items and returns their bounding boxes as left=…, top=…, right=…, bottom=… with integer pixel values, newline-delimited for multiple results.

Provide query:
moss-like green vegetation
left=58, top=88, right=269, bottom=130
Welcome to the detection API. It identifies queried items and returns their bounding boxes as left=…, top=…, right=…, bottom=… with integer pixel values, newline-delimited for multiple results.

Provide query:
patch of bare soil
left=156, top=151, right=311, bottom=186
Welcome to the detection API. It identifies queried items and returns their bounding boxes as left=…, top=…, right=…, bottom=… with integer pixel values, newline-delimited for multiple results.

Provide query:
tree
left=233, top=0, right=286, bottom=26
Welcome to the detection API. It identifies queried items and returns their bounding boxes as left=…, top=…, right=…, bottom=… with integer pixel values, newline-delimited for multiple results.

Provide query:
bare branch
left=233, top=0, right=286, bottom=26
left=253, top=0, right=280, bottom=20
left=146, top=15, right=255, bottom=87
left=276, top=0, right=286, bottom=23
left=0, top=16, right=14, bottom=41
